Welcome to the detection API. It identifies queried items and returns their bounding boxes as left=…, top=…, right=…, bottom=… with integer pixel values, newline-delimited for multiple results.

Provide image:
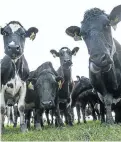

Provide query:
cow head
left=0, top=21, right=38, bottom=60
left=36, top=70, right=63, bottom=109
left=65, top=5, right=121, bottom=72
left=50, top=47, right=79, bottom=70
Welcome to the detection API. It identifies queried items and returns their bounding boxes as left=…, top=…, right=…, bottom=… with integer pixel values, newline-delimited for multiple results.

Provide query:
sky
left=0, top=0, right=121, bottom=80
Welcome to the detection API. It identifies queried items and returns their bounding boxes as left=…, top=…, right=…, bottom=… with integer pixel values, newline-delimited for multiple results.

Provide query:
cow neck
left=12, top=55, right=23, bottom=77
left=61, top=66, right=72, bottom=82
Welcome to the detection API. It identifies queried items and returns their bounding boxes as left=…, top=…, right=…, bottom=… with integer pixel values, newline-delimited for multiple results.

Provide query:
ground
left=2, top=121, right=121, bottom=141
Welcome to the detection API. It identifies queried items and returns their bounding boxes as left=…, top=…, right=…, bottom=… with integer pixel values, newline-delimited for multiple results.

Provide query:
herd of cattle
left=1, top=4, right=121, bottom=133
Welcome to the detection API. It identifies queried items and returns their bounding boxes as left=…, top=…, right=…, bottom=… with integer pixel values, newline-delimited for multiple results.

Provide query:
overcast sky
left=0, top=0, right=121, bottom=80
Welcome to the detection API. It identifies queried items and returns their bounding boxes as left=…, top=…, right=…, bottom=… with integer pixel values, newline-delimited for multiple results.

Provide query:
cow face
left=65, top=5, right=121, bottom=72
left=36, top=70, right=63, bottom=109
left=50, top=47, right=79, bottom=69
left=0, top=21, right=38, bottom=60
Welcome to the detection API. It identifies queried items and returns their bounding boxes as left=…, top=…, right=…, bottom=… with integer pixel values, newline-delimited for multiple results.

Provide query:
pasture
left=2, top=121, right=121, bottom=141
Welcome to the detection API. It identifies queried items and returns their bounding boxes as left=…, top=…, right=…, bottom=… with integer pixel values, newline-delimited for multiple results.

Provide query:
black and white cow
left=0, top=21, right=38, bottom=132
left=25, top=62, right=63, bottom=129
left=50, top=47, right=79, bottom=126
left=65, top=5, right=121, bottom=124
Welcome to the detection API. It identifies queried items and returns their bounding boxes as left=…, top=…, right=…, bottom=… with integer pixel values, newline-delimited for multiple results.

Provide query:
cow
left=76, top=89, right=101, bottom=123
left=25, top=62, right=63, bottom=129
left=50, top=47, right=79, bottom=126
left=0, top=21, right=38, bottom=132
left=71, top=76, right=100, bottom=123
left=65, top=5, right=121, bottom=124
left=34, top=69, right=64, bottom=129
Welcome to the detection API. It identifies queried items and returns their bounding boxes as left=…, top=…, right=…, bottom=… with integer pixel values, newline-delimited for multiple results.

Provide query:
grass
left=1, top=121, right=121, bottom=141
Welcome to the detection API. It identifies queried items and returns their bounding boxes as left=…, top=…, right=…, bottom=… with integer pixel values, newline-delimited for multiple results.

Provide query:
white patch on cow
left=9, top=41, right=15, bottom=46
left=5, top=74, right=23, bottom=96
left=17, top=81, right=26, bottom=125
left=9, top=24, right=21, bottom=33
left=12, top=54, right=23, bottom=63
left=62, top=48, right=67, bottom=51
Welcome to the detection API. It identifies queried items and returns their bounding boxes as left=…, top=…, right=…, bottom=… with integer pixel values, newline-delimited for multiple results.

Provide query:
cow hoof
left=1, top=127, right=5, bottom=134
left=13, top=123, right=17, bottom=128
left=106, top=119, right=114, bottom=125
left=77, top=122, right=81, bottom=125
left=20, top=124, right=28, bottom=133
left=35, top=123, right=42, bottom=131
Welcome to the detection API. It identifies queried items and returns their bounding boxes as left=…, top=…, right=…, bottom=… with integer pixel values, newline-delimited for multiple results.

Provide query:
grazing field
left=2, top=121, right=121, bottom=141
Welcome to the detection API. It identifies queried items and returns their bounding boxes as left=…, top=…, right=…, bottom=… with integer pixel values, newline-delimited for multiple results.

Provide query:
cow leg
left=90, top=102, right=97, bottom=121
left=81, top=102, right=87, bottom=123
left=0, top=87, right=6, bottom=133
left=70, top=108, right=74, bottom=123
left=34, top=109, right=42, bottom=130
left=100, top=102, right=105, bottom=123
left=45, top=110, right=50, bottom=125
left=13, top=105, right=18, bottom=127
left=55, top=104, right=63, bottom=127
left=6, top=106, right=11, bottom=127
left=65, top=105, right=73, bottom=126
left=94, top=103, right=100, bottom=120
left=51, top=110, right=54, bottom=125
left=76, top=104, right=81, bottom=124
left=104, top=94, right=114, bottom=124
left=25, top=109, right=31, bottom=129
left=18, top=82, right=27, bottom=132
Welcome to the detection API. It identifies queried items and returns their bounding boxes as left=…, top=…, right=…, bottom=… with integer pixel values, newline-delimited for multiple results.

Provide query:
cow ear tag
left=30, top=32, right=36, bottom=40
left=58, top=80, right=62, bottom=89
left=28, top=82, right=34, bottom=90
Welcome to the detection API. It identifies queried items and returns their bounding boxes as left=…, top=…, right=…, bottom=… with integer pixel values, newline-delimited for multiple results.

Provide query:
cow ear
left=0, top=27, right=4, bottom=35
left=76, top=75, right=81, bottom=82
left=65, top=26, right=82, bottom=41
left=72, top=47, right=79, bottom=56
left=26, top=27, right=38, bottom=40
left=50, top=50, right=59, bottom=58
left=109, top=5, right=121, bottom=30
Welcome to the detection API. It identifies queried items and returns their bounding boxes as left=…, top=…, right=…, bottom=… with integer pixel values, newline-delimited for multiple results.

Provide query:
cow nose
left=42, top=101, right=53, bottom=107
left=8, top=44, right=20, bottom=52
left=64, top=59, right=71, bottom=62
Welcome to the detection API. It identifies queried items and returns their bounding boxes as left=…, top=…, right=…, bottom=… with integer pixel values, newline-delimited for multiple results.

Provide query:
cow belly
left=5, top=74, right=23, bottom=96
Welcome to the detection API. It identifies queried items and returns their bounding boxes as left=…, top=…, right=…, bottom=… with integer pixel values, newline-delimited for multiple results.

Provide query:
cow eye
left=105, top=23, right=111, bottom=29
left=2, top=31, right=9, bottom=36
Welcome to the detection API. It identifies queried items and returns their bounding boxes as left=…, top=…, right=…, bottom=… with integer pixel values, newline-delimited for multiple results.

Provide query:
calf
left=76, top=89, right=100, bottom=123
left=50, top=47, right=79, bottom=125
left=0, top=21, right=38, bottom=132
left=34, top=69, right=63, bottom=129
left=25, top=62, right=63, bottom=129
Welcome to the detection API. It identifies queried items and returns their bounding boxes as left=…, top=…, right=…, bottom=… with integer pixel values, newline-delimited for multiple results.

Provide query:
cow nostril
left=16, top=46, right=20, bottom=51
left=8, top=46, right=11, bottom=50
left=49, top=101, right=52, bottom=105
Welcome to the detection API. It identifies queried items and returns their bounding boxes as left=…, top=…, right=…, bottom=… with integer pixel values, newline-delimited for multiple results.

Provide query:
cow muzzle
left=7, top=99, right=15, bottom=106
left=7, top=43, right=22, bottom=59
left=40, top=101, right=54, bottom=108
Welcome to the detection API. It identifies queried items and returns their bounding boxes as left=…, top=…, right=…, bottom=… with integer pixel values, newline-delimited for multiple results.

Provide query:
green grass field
left=2, top=121, right=121, bottom=141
